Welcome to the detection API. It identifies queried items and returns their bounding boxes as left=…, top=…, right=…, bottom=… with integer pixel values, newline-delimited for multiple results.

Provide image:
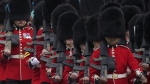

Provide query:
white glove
left=29, top=57, right=40, bottom=66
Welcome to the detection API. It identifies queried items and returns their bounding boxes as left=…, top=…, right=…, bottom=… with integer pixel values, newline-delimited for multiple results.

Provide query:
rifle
left=61, top=45, right=81, bottom=72
left=73, top=42, right=93, bottom=83
left=0, top=20, right=19, bottom=57
left=45, top=36, right=58, bottom=67
left=46, top=40, right=66, bottom=80
left=90, top=40, right=116, bottom=84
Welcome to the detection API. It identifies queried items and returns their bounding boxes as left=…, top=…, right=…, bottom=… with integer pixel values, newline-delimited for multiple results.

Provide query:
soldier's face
left=65, top=39, right=73, bottom=45
left=14, top=20, right=26, bottom=27
left=105, top=37, right=119, bottom=45
left=93, top=41, right=100, bottom=48
left=80, top=44, right=85, bottom=53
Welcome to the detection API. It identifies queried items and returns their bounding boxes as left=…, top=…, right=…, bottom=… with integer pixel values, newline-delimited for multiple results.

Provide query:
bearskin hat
left=0, top=0, right=7, bottom=7
left=121, top=5, right=142, bottom=31
left=33, top=0, right=42, bottom=7
left=8, top=0, right=31, bottom=21
left=33, top=1, right=44, bottom=29
left=51, top=4, right=77, bottom=34
left=148, top=0, right=150, bottom=12
left=98, top=7, right=125, bottom=38
left=43, top=0, right=67, bottom=23
left=100, top=2, right=121, bottom=12
left=0, top=5, right=6, bottom=24
left=115, top=0, right=123, bottom=3
left=86, top=13, right=100, bottom=42
left=143, top=12, right=150, bottom=42
left=121, top=0, right=145, bottom=13
left=73, top=18, right=86, bottom=47
left=128, top=14, right=141, bottom=44
left=80, top=0, right=105, bottom=17
left=57, top=11, right=79, bottom=41
left=135, top=14, right=145, bottom=48
left=68, top=0, right=80, bottom=14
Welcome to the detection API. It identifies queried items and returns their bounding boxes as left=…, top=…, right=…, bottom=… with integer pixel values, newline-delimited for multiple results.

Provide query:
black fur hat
left=43, top=0, right=67, bottom=23
left=121, top=0, right=145, bottom=13
left=121, top=5, right=142, bottom=31
left=8, top=0, right=31, bottom=21
left=135, top=14, right=145, bottom=48
left=80, top=0, right=105, bottom=17
left=128, top=14, right=141, bottom=44
left=148, top=0, right=150, bottom=12
left=68, top=0, right=80, bottom=14
left=86, top=13, right=100, bottom=42
left=143, top=12, right=150, bottom=42
left=0, top=5, right=6, bottom=24
left=57, top=11, right=79, bottom=41
left=100, top=2, right=121, bottom=12
left=33, top=1, right=44, bottom=29
left=51, top=4, right=77, bottom=34
left=73, top=18, right=87, bottom=47
left=0, top=0, right=7, bottom=7
left=33, top=0, right=42, bottom=7
left=115, top=0, right=123, bottom=3
left=98, top=7, right=125, bottom=38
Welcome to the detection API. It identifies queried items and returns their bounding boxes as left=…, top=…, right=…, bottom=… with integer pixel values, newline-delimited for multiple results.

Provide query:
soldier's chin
left=16, top=24, right=26, bottom=28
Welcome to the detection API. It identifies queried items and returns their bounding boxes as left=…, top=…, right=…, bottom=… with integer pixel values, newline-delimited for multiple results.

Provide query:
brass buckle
left=19, top=54, right=24, bottom=59
left=112, top=73, right=118, bottom=79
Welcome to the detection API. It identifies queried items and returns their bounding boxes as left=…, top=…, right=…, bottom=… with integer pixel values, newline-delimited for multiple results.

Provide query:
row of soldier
left=0, top=0, right=150, bottom=84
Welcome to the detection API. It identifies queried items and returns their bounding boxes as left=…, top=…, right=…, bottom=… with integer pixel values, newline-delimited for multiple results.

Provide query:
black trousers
left=7, top=79, right=31, bottom=84
left=0, top=81, right=6, bottom=84
left=41, top=82, right=50, bottom=84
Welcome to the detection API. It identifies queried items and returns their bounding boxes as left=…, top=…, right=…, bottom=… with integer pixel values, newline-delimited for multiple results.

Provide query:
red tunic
left=62, top=49, right=74, bottom=84
left=0, top=32, right=7, bottom=81
left=50, top=53, right=61, bottom=84
left=78, top=55, right=85, bottom=84
left=36, top=28, right=51, bottom=83
left=50, top=49, right=73, bottom=84
left=3, top=26, right=33, bottom=80
left=90, top=45, right=142, bottom=84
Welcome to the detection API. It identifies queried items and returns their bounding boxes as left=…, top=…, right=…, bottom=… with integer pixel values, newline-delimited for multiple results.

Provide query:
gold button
left=112, top=73, right=118, bottom=79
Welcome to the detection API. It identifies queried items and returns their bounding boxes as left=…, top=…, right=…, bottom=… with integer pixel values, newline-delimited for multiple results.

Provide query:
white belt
left=107, top=73, right=127, bottom=79
left=10, top=54, right=24, bottom=59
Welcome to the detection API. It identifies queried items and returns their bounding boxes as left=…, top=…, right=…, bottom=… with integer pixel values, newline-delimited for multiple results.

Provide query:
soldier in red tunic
left=127, top=14, right=146, bottom=84
left=39, top=1, right=67, bottom=84
left=46, top=4, right=79, bottom=84
left=89, top=7, right=147, bottom=84
left=66, top=18, right=87, bottom=84
left=50, top=11, right=79, bottom=84
left=1, top=0, right=33, bottom=84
